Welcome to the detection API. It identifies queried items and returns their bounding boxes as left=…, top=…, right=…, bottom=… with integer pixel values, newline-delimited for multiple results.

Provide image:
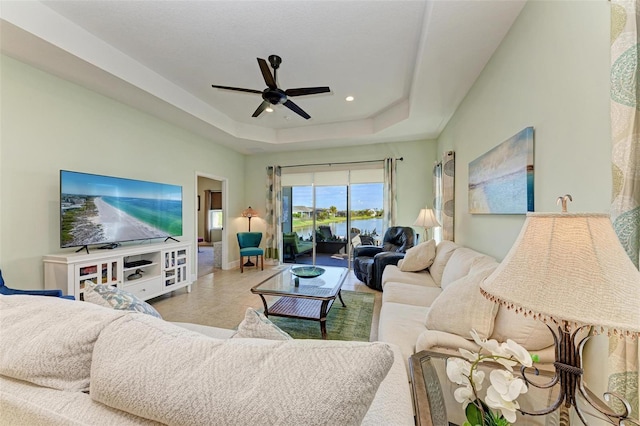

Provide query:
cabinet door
left=75, top=258, right=121, bottom=300
left=162, top=247, right=189, bottom=288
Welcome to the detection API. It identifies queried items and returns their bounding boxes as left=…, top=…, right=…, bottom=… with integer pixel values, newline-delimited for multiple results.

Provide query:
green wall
left=0, top=55, right=246, bottom=287
left=1, top=0, right=611, bottom=287
left=435, top=1, right=612, bottom=402
left=243, top=140, right=438, bottom=237
left=0, top=54, right=436, bottom=287
left=437, top=0, right=611, bottom=260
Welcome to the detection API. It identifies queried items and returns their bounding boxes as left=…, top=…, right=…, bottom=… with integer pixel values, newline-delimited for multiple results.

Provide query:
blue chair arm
left=0, top=287, right=64, bottom=297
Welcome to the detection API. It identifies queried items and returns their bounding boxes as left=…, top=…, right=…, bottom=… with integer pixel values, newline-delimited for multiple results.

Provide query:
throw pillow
left=91, top=314, right=394, bottom=425
left=0, top=294, right=127, bottom=392
left=425, top=266, right=499, bottom=339
left=83, top=281, right=162, bottom=319
left=490, top=307, right=555, bottom=350
left=428, top=240, right=459, bottom=286
left=440, top=248, right=495, bottom=290
left=231, top=308, right=292, bottom=340
left=398, top=239, right=436, bottom=272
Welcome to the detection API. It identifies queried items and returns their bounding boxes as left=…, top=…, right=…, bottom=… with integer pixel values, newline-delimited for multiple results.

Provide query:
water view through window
left=283, top=183, right=384, bottom=267
left=291, top=183, right=383, bottom=240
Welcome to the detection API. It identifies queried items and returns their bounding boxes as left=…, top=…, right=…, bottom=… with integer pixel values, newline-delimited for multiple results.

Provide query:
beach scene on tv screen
left=60, top=171, right=182, bottom=247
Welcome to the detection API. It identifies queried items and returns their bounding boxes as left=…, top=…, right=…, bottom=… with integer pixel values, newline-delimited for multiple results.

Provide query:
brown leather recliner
left=353, top=226, right=415, bottom=291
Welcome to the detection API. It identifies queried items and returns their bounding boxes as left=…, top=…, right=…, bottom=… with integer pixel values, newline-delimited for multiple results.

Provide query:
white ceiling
left=0, top=0, right=526, bottom=154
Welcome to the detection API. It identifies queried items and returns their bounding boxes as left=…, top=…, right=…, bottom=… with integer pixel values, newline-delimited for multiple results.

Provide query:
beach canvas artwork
left=60, top=171, right=182, bottom=248
left=468, top=127, right=534, bottom=214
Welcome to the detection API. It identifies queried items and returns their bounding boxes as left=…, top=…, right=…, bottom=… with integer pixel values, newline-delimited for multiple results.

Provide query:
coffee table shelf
left=268, top=297, right=335, bottom=320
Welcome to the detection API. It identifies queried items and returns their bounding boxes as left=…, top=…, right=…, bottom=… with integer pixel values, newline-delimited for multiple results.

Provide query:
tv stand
left=44, top=241, right=193, bottom=302
left=75, top=245, right=90, bottom=254
left=164, top=236, right=180, bottom=243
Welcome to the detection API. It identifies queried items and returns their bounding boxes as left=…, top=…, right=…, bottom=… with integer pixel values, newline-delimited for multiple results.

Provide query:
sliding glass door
left=349, top=183, right=384, bottom=247
left=281, top=167, right=384, bottom=269
left=314, top=185, right=349, bottom=267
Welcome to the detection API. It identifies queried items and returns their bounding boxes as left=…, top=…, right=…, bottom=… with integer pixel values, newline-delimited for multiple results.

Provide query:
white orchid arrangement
left=446, top=330, right=540, bottom=426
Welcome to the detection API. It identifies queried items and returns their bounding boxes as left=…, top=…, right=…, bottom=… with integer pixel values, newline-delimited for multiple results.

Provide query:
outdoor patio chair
left=318, top=225, right=333, bottom=241
left=283, top=232, right=314, bottom=263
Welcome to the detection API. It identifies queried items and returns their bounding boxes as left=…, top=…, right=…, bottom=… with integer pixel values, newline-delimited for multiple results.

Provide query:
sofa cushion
left=83, top=281, right=162, bottom=318
left=425, top=266, right=499, bottom=339
left=382, top=282, right=442, bottom=307
left=378, top=302, right=429, bottom=372
left=440, top=248, right=495, bottom=290
left=397, top=239, right=436, bottom=272
left=429, top=240, right=459, bottom=286
left=0, top=375, right=161, bottom=426
left=171, top=322, right=235, bottom=339
left=381, top=265, right=436, bottom=289
left=490, top=307, right=555, bottom=351
left=91, top=314, right=394, bottom=426
left=231, top=308, right=292, bottom=340
left=0, top=294, right=126, bottom=392
left=361, top=343, right=415, bottom=426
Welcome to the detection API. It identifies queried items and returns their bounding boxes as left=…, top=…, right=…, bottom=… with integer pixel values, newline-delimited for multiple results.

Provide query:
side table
left=409, top=350, right=451, bottom=426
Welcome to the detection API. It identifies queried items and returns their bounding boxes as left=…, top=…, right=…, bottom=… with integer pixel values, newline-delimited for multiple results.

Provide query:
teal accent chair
left=237, top=232, right=264, bottom=273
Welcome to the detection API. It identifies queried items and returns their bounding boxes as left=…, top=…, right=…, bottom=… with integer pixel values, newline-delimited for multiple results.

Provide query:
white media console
left=43, top=241, right=193, bottom=301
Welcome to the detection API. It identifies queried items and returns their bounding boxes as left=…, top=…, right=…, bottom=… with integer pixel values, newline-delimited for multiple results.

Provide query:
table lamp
left=480, top=195, right=640, bottom=425
left=241, top=206, right=258, bottom=232
left=413, top=208, right=441, bottom=242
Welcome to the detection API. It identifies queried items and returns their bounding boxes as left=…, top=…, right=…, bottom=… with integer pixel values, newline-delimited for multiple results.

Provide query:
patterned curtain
left=433, top=151, right=455, bottom=241
left=609, top=0, right=639, bottom=418
left=265, top=166, right=282, bottom=261
left=383, top=158, right=397, bottom=229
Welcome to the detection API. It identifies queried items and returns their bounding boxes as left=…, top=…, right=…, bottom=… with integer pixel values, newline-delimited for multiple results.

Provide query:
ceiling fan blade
left=252, top=100, right=270, bottom=118
left=211, top=85, right=262, bottom=94
left=283, top=99, right=311, bottom=120
left=257, top=58, right=277, bottom=89
left=285, top=87, right=331, bottom=97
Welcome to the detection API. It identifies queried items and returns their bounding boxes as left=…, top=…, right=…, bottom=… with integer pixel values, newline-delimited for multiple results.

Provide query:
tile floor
left=148, top=263, right=382, bottom=341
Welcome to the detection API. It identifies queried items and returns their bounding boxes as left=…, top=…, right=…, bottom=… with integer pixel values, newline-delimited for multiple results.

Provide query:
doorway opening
left=196, top=173, right=227, bottom=277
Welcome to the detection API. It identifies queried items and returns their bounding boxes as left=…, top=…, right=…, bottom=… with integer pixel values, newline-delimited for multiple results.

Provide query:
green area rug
left=266, top=290, right=375, bottom=341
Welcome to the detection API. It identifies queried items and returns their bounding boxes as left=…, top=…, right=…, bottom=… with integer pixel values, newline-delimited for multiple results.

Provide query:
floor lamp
left=480, top=196, right=640, bottom=425
left=241, top=206, right=258, bottom=266
left=412, top=208, right=441, bottom=243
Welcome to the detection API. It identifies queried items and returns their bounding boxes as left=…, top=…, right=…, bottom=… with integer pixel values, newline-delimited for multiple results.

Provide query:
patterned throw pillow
left=83, top=281, right=162, bottom=319
left=231, top=308, right=292, bottom=340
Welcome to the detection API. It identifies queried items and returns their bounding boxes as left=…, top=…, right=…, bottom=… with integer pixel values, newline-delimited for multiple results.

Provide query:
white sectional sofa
left=0, top=294, right=415, bottom=426
left=377, top=240, right=560, bottom=425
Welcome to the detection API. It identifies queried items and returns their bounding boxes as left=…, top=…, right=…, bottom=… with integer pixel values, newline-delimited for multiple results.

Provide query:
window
left=209, top=210, right=223, bottom=230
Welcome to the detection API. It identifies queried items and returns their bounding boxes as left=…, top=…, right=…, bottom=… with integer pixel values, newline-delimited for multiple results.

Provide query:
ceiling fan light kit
left=211, top=55, right=331, bottom=120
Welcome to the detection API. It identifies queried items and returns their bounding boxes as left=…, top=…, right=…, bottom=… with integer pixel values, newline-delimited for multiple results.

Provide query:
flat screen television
left=60, top=170, right=183, bottom=248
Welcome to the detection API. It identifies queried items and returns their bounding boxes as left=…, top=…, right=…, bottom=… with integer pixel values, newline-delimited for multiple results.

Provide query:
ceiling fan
left=211, top=55, right=330, bottom=120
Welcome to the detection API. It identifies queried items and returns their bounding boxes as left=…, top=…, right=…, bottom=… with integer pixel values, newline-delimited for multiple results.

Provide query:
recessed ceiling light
left=345, top=96, right=354, bottom=102
left=265, top=107, right=274, bottom=112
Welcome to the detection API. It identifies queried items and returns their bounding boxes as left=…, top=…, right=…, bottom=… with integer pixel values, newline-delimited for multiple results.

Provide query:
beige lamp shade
left=480, top=213, right=640, bottom=337
left=241, top=207, right=258, bottom=218
left=413, top=208, right=441, bottom=229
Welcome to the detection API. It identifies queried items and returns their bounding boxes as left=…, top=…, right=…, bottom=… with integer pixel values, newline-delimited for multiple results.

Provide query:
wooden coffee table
left=250, top=266, right=348, bottom=339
